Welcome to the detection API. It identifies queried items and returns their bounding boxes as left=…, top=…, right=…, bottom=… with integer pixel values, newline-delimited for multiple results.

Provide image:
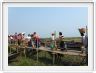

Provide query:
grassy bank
left=9, top=50, right=87, bottom=66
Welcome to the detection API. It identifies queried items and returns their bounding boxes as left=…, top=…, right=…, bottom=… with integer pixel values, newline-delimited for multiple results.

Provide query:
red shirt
left=34, top=34, right=40, bottom=41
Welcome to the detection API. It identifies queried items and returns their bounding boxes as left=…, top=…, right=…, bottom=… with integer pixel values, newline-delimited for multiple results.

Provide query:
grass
left=64, top=37, right=81, bottom=42
left=9, top=50, right=87, bottom=66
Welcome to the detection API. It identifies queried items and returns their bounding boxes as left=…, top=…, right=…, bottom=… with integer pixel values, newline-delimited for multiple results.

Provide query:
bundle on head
left=79, top=28, right=85, bottom=33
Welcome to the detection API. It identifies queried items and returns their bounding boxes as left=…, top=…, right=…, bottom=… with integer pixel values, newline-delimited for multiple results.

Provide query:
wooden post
left=10, top=47, right=12, bottom=54
left=53, top=31, right=56, bottom=64
left=54, top=31, right=56, bottom=50
left=24, top=47, right=26, bottom=58
left=37, top=39, right=39, bottom=62
left=86, top=26, right=88, bottom=36
left=53, top=53, right=55, bottom=65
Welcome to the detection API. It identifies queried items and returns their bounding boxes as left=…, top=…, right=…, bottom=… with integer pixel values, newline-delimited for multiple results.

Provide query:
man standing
left=33, top=32, right=40, bottom=48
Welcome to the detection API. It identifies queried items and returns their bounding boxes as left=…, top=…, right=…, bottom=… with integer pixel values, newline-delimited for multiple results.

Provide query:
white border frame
left=0, top=0, right=2, bottom=71
left=3, top=72, right=93, bottom=73
left=2, top=0, right=93, bottom=2
left=94, top=0, right=96, bottom=71
left=2, top=0, right=94, bottom=72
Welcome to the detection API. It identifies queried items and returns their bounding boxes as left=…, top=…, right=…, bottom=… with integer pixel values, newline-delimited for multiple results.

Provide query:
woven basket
left=79, top=28, right=85, bottom=33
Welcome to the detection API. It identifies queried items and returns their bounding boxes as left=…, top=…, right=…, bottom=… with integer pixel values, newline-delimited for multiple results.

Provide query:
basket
left=79, top=28, right=85, bottom=33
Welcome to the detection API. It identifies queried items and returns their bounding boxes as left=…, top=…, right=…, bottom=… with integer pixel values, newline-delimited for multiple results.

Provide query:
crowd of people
left=8, top=32, right=40, bottom=48
left=8, top=31, right=67, bottom=50
left=50, top=32, right=67, bottom=51
left=8, top=30, right=88, bottom=53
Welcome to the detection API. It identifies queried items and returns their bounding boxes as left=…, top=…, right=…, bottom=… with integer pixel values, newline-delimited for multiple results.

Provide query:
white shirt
left=10, top=37, right=13, bottom=40
left=51, top=35, right=55, bottom=41
left=25, top=36, right=31, bottom=41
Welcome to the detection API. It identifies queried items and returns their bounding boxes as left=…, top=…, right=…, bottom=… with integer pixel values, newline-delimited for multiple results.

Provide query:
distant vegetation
left=63, top=37, right=81, bottom=42
left=41, top=37, right=81, bottom=42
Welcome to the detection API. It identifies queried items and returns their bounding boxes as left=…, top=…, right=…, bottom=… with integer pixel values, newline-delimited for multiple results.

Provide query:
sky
left=8, top=7, right=88, bottom=38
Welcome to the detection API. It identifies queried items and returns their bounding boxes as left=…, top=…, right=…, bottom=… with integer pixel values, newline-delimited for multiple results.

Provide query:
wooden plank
left=8, top=53, right=19, bottom=61
left=37, top=47, right=86, bottom=57
left=9, top=45, right=86, bottom=57
left=53, top=50, right=86, bottom=56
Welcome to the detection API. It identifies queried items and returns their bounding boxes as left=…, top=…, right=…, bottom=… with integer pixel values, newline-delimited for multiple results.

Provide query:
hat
left=52, top=33, right=54, bottom=35
left=22, top=32, right=25, bottom=35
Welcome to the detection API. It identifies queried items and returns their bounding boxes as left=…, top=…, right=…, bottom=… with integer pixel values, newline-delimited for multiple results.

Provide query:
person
left=26, top=34, right=31, bottom=47
left=17, top=33, right=22, bottom=45
left=83, top=34, right=88, bottom=64
left=79, top=34, right=88, bottom=64
left=10, top=35, right=14, bottom=44
left=26, top=34, right=31, bottom=41
left=81, top=34, right=88, bottom=53
left=59, top=32, right=62, bottom=38
left=30, top=34, right=35, bottom=48
left=14, top=32, right=18, bottom=44
left=8, top=35, right=11, bottom=44
left=59, top=36, right=65, bottom=51
left=83, top=35, right=88, bottom=52
left=50, top=33, right=55, bottom=50
left=21, top=32, right=26, bottom=43
left=79, top=26, right=88, bottom=64
left=51, top=33, right=55, bottom=41
left=33, top=32, right=40, bottom=48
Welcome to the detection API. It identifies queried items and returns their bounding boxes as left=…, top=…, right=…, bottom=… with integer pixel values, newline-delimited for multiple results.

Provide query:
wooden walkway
left=28, top=46, right=86, bottom=64
left=8, top=45, right=87, bottom=64
left=8, top=45, right=86, bottom=57
left=34, top=46, right=86, bottom=57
